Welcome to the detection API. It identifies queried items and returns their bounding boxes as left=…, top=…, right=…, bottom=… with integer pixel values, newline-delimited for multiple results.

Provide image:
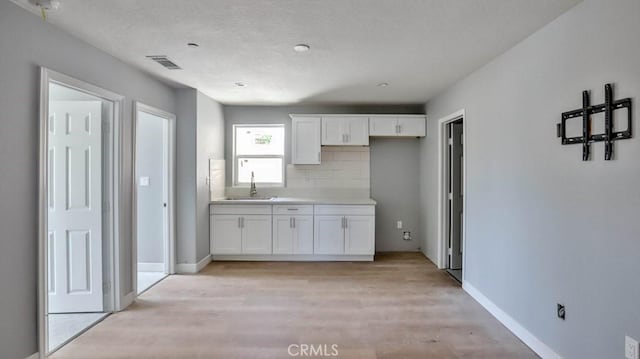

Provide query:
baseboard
left=176, top=254, right=211, bottom=274
left=137, top=262, right=164, bottom=272
left=211, top=254, right=374, bottom=261
left=25, top=352, right=39, bottom=359
left=462, top=282, right=562, bottom=359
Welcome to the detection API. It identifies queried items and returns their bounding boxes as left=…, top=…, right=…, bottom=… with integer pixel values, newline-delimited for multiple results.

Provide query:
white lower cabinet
left=314, top=206, right=375, bottom=255
left=273, top=215, right=313, bottom=254
left=314, top=216, right=345, bottom=254
left=210, top=205, right=272, bottom=255
left=210, top=215, right=243, bottom=254
left=211, top=203, right=375, bottom=259
left=242, top=215, right=272, bottom=254
left=345, top=216, right=375, bottom=254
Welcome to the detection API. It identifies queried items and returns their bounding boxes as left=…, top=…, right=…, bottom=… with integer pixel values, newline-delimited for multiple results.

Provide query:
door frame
left=436, top=109, right=467, bottom=281
left=38, top=68, right=125, bottom=357
left=132, top=101, right=176, bottom=295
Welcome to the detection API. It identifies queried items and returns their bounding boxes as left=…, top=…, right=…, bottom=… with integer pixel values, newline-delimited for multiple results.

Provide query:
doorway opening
left=437, top=110, right=466, bottom=284
left=133, top=102, right=176, bottom=295
left=39, top=69, right=124, bottom=355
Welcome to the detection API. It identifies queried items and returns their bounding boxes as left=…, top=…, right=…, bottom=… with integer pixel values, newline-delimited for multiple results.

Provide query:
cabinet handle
left=238, top=217, right=242, bottom=228
left=292, top=217, right=296, bottom=228
left=241, top=217, right=245, bottom=228
left=344, top=217, right=348, bottom=229
left=287, top=208, right=299, bottom=211
left=290, top=217, right=293, bottom=228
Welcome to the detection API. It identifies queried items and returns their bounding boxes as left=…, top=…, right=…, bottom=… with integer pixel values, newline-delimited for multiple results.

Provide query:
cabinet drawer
left=210, top=205, right=272, bottom=215
left=273, top=205, right=313, bottom=215
left=314, top=205, right=375, bottom=216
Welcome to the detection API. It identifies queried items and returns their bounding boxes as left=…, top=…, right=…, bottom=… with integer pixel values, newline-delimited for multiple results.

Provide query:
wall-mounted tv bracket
left=557, top=83, right=632, bottom=161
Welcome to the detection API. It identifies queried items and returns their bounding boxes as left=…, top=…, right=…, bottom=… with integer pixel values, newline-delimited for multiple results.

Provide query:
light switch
left=139, top=176, right=150, bottom=187
left=397, top=221, right=403, bottom=229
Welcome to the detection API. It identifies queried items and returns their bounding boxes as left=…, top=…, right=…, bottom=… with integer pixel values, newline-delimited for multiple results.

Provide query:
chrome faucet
left=249, top=171, right=257, bottom=197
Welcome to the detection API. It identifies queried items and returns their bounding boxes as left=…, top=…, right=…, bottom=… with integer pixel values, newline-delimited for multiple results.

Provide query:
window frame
left=232, top=124, right=286, bottom=187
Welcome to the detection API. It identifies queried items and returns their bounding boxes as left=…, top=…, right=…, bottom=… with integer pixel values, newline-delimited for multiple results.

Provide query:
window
left=233, top=124, right=285, bottom=186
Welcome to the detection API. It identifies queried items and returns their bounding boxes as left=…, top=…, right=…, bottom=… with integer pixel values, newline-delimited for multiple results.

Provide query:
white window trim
left=232, top=124, right=286, bottom=187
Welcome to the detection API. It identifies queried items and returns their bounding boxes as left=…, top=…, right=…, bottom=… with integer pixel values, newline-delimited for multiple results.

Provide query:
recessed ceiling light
left=187, top=43, right=199, bottom=48
left=293, top=44, right=311, bottom=52
left=377, top=82, right=389, bottom=87
left=235, top=82, right=246, bottom=87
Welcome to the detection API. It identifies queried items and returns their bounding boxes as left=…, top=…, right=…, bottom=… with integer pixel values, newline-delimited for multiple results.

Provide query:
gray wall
left=370, top=138, right=421, bottom=251
left=176, top=89, right=225, bottom=264
left=223, top=105, right=424, bottom=251
left=0, top=2, right=176, bottom=358
left=420, top=0, right=640, bottom=357
left=196, top=92, right=225, bottom=261
left=136, top=112, right=165, bottom=264
left=176, top=89, right=198, bottom=264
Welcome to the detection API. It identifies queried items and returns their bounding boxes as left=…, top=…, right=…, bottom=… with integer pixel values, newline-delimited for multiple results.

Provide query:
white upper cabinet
left=369, top=115, right=426, bottom=137
left=321, top=116, right=369, bottom=146
left=369, top=116, right=398, bottom=136
left=291, top=116, right=321, bottom=164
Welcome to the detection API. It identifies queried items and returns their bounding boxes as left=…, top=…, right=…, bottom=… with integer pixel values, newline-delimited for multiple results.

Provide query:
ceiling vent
left=146, top=55, right=182, bottom=70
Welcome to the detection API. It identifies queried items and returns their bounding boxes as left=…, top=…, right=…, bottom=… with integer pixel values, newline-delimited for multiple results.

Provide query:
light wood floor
left=52, top=253, right=538, bottom=359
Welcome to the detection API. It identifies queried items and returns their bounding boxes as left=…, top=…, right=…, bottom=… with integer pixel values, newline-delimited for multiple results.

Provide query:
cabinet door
left=344, top=117, right=369, bottom=145
left=369, top=116, right=398, bottom=136
left=273, top=216, right=294, bottom=254
left=344, top=216, right=375, bottom=255
left=321, top=118, right=344, bottom=145
left=314, top=215, right=344, bottom=254
left=397, top=117, right=426, bottom=137
left=211, top=215, right=242, bottom=254
left=242, top=215, right=272, bottom=254
left=293, top=216, right=314, bottom=254
left=292, top=117, right=321, bottom=164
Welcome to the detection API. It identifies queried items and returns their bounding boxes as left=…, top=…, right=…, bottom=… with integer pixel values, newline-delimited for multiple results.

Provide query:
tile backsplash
left=286, top=147, right=369, bottom=190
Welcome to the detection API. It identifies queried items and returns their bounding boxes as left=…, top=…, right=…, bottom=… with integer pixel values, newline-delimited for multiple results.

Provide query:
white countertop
left=210, top=197, right=377, bottom=205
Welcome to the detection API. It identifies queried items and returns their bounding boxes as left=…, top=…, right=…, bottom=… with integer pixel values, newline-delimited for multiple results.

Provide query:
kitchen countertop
left=210, top=197, right=377, bottom=205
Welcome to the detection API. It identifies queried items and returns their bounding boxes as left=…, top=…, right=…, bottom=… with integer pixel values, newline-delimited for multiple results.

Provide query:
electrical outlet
left=403, top=231, right=411, bottom=241
left=396, top=221, right=403, bottom=229
left=626, top=336, right=639, bottom=359
left=557, top=304, right=565, bottom=320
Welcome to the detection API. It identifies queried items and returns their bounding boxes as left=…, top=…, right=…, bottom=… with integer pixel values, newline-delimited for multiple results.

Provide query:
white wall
left=420, top=0, right=640, bottom=357
left=0, top=2, right=176, bottom=358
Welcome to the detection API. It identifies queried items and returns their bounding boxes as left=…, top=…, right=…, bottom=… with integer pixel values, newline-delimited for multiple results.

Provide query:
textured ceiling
left=14, top=0, right=580, bottom=104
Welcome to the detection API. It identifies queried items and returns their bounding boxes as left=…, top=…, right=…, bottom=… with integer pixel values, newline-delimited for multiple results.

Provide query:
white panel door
left=344, top=117, right=369, bottom=145
left=293, top=216, right=314, bottom=254
left=344, top=216, right=375, bottom=255
left=397, top=117, right=426, bottom=137
left=314, top=216, right=344, bottom=254
left=321, top=118, right=344, bottom=145
left=292, top=117, right=321, bottom=164
left=369, top=116, right=398, bottom=136
left=242, top=215, right=272, bottom=254
left=48, top=101, right=104, bottom=313
left=210, top=215, right=242, bottom=254
left=273, top=216, right=294, bottom=254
